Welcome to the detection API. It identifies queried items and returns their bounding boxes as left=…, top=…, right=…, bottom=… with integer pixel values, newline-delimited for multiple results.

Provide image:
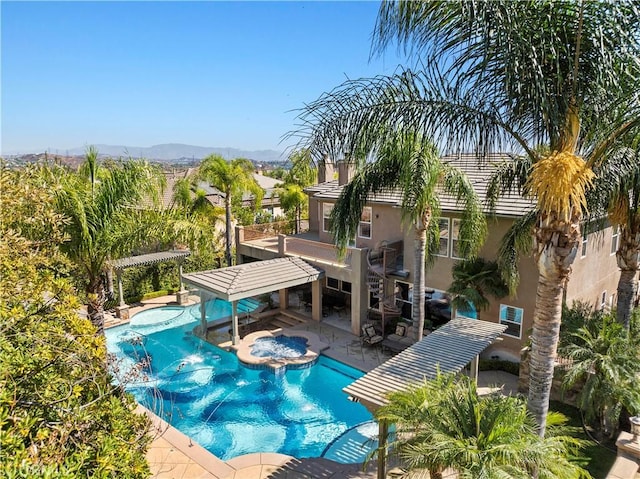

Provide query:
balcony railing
left=241, top=219, right=310, bottom=241
left=284, top=237, right=352, bottom=267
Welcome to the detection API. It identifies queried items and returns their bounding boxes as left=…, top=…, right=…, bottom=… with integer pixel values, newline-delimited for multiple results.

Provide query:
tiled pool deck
left=105, top=294, right=519, bottom=478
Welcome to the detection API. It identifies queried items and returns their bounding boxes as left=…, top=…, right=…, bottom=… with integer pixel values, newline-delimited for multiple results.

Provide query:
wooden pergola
left=110, top=250, right=191, bottom=318
left=343, top=317, right=508, bottom=479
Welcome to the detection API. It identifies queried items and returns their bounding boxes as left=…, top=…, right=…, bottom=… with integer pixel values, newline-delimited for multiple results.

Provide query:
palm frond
left=496, top=210, right=536, bottom=295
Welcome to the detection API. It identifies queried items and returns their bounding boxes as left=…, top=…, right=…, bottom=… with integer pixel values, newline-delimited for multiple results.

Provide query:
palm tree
left=51, top=149, right=168, bottom=334
left=197, top=155, right=263, bottom=266
left=172, top=176, right=226, bottom=264
left=587, top=149, right=640, bottom=329
left=292, top=0, right=640, bottom=436
left=331, top=131, right=486, bottom=341
left=559, top=311, right=640, bottom=440
left=278, top=183, right=307, bottom=234
left=285, top=148, right=317, bottom=187
left=447, top=257, right=509, bottom=320
left=376, top=372, right=587, bottom=479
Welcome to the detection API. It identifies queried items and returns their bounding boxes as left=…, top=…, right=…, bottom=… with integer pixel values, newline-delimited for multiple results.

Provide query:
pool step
left=269, top=310, right=307, bottom=329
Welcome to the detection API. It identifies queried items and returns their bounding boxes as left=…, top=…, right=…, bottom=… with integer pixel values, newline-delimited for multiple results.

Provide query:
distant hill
left=7, top=143, right=287, bottom=164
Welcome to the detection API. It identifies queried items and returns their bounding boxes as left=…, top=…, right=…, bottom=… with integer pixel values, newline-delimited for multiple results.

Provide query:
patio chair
left=361, top=323, right=383, bottom=347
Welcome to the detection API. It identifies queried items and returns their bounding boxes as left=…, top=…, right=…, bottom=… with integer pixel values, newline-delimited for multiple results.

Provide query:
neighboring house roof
left=252, top=173, right=281, bottom=190
left=309, top=154, right=535, bottom=218
left=192, top=173, right=281, bottom=206
left=160, top=169, right=193, bottom=209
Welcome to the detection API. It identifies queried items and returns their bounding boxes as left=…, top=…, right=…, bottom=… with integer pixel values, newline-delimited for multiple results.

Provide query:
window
left=437, top=218, right=450, bottom=256
left=395, top=281, right=413, bottom=320
left=451, top=218, right=462, bottom=259
left=581, top=227, right=588, bottom=258
left=341, top=281, right=352, bottom=294
left=499, top=304, right=523, bottom=339
left=327, top=277, right=339, bottom=290
left=609, top=293, right=616, bottom=310
left=323, top=203, right=333, bottom=232
left=601, top=291, right=607, bottom=310
left=358, top=207, right=372, bottom=239
left=611, top=226, right=620, bottom=255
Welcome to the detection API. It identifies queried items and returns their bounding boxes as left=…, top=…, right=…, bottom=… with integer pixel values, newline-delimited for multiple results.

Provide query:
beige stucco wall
left=287, top=193, right=624, bottom=362
left=308, top=196, right=320, bottom=233
left=315, top=200, right=405, bottom=249
left=566, top=226, right=620, bottom=310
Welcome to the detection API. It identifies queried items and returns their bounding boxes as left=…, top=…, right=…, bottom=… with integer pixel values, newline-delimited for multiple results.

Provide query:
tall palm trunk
left=86, top=276, right=106, bottom=335
left=412, top=213, right=429, bottom=342
left=616, top=227, right=639, bottom=329
left=528, top=214, right=580, bottom=437
left=224, top=194, right=233, bottom=267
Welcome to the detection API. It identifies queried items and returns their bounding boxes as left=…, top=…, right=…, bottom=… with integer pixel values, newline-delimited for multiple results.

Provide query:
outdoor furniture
left=361, top=324, right=383, bottom=347
left=381, top=322, right=414, bottom=353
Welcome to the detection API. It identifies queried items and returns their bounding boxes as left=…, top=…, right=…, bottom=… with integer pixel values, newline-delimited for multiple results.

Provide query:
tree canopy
left=0, top=164, right=150, bottom=477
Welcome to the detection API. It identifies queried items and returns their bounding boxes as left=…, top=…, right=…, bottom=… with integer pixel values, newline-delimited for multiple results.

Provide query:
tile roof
left=309, top=154, right=535, bottom=218
left=182, top=256, right=325, bottom=302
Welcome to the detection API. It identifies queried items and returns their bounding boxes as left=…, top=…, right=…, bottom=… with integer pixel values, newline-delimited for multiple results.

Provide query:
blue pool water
left=250, top=335, right=308, bottom=359
left=105, top=299, right=375, bottom=461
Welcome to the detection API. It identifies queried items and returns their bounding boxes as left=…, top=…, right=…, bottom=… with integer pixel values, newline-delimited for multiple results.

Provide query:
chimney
left=337, top=159, right=356, bottom=186
left=318, top=155, right=336, bottom=183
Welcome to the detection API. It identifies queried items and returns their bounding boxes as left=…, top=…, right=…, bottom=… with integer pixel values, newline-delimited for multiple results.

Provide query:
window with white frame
left=341, top=281, right=352, bottom=294
left=358, top=207, right=372, bottom=239
left=327, top=277, right=339, bottom=290
left=395, top=281, right=413, bottom=320
left=451, top=218, right=462, bottom=259
left=437, top=218, right=450, bottom=256
left=499, top=304, right=523, bottom=338
left=611, top=226, right=620, bottom=255
left=323, top=203, right=333, bottom=232
left=581, top=228, right=588, bottom=258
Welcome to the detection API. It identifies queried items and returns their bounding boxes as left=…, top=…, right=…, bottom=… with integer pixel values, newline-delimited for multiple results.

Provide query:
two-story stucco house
left=236, top=155, right=622, bottom=361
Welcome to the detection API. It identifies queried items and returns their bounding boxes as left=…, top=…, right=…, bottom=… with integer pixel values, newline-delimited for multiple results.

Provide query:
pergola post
left=231, top=300, right=240, bottom=345
left=117, top=270, right=125, bottom=307
left=311, top=279, right=322, bottom=321
left=377, top=420, right=388, bottom=479
left=199, top=291, right=208, bottom=339
left=279, top=288, right=289, bottom=309
left=470, top=354, right=479, bottom=383
left=176, top=258, right=189, bottom=305
left=115, top=269, right=130, bottom=320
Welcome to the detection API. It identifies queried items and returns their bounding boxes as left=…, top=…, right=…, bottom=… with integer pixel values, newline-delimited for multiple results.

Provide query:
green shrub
left=478, top=358, right=520, bottom=376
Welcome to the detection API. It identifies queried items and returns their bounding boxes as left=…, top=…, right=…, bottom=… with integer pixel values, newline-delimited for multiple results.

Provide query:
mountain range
left=9, top=143, right=287, bottom=164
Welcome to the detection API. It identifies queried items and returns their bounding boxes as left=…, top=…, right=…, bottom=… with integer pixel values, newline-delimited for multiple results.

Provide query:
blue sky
left=2, top=1, right=405, bottom=156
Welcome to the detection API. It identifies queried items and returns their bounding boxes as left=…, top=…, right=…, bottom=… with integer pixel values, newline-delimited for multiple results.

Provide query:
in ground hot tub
left=234, top=330, right=329, bottom=371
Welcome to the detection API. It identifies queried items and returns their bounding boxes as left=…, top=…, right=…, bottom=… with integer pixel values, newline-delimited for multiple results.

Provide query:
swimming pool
left=105, top=299, right=375, bottom=462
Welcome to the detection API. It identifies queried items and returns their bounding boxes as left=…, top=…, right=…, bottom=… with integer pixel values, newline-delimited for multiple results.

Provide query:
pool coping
left=140, top=404, right=296, bottom=479
left=230, top=328, right=330, bottom=370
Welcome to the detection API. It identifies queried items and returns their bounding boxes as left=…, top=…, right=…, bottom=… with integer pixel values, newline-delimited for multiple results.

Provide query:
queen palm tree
left=587, top=149, right=640, bottom=329
left=447, top=257, right=509, bottom=320
left=331, top=131, right=486, bottom=341
left=198, top=155, right=263, bottom=266
left=278, top=184, right=307, bottom=234
left=50, top=149, right=189, bottom=334
left=376, top=372, right=587, bottom=479
left=292, top=0, right=640, bottom=436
